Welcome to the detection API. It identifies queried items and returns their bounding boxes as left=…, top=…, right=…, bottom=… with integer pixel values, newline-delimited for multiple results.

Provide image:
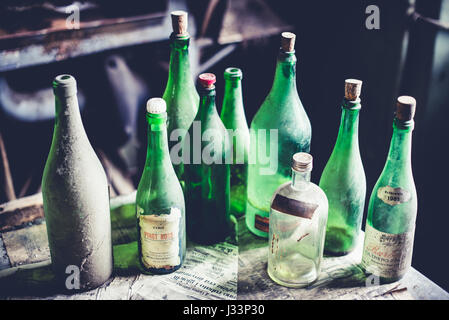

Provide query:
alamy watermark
left=168, top=122, right=279, bottom=176
left=365, top=5, right=380, bottom=30
left=65, top=265, right=80, bottom=290
left=65, top=5, right=80, bottom=30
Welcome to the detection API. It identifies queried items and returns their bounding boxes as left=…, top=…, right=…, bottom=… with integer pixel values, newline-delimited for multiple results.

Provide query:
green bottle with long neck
left=319, top=79, right=366, bottom=255
left=162, top=11, right=199, bottom=183
left=220, top=67, right=250, bottom=218
left=246, top=32, right=312, bottom=238
left=183, top=73, right=233, bottom=245
left=42, top=74, right=112, bottom=291
left=136, top=98, right=186, bottom=274
left=362, top=96, right=418, bottom=283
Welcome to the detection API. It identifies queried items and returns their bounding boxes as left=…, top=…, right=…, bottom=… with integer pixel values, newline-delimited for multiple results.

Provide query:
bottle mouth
left=170, top=32, right=190, bottom=41
left=224, top=67, right=243, bottom=80
left=292, top=152, right=313, bottom=172
left=53, top=74, right=77, bottom=97
left=279, top=46, right=295, bottom=53
left=342, top=98, right=361, bottom=110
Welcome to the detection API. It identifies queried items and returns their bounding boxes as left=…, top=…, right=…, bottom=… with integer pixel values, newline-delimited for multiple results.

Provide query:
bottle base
left=361, top=265, right=406, bottom=284
left=323, top=248, right=354, bottom=257
left=140, top=262, right=182, bottom=275
left=267, top=266, right=316, bottom=288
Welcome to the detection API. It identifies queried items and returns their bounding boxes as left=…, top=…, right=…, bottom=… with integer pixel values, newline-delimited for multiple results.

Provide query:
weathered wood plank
left=0, top=214, right=238, bottom=300
left=237, top=217, right=449, bottom=300
left=0, top=234, right=11, bottom=270
left=2, top=222, right=49, bottom=267
left=0, top=193, right=44, bottom=232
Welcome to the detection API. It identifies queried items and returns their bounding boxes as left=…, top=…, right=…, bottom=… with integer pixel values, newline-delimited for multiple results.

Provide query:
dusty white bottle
left=42, top=74, right=113, bottom=291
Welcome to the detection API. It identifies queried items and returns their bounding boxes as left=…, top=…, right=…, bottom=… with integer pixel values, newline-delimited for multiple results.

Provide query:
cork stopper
left=146, top=97, right=167, bottom=114
left=292, top=152, right=313, bottom=172
left=281, top=32, right=296, bottom=52
left=344, top=79, right=363, bottom=101
left=396, top=96, right=416, bottom=121
left=53, top=74, right=77, bottom=97
left=198, top=73, right=216, bottom=88
left=171, top=10, right=188, bottom=35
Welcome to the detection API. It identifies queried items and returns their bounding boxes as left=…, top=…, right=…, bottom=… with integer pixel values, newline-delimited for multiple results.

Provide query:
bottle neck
left=385, top=119, right=414, bottom=166
left=271, top=51, right=297, bottom=94
left=54, top=94, right=84, bottom=137
left=334, top=99, right=361, bottom=150
left=222, top=78, right=245, bottom=124
left=291, top=169, right=311, bottom=190
left=167, top=35, right=195, bottom=88
left=145, top=113, right=171, bottom=167
left=199, top=87, right=218, bottom=119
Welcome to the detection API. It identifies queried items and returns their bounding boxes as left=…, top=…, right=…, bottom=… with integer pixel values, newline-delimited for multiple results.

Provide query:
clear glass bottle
left=136, top=98, right=186, bottom=274
left=320, top=79, right=366, bottom=255
left=362, top=96, right=417, bottom=283
left=246, top=32, right=312, bottom=238
left=268, top=153, right=328, bottom=287
left=220, top=67, right=250, bottom=218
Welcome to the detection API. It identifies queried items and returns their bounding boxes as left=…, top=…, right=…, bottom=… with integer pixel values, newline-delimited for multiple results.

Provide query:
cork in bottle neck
left=281, top=32, right=296, bottom=53
left=171, top=10, right=189, bottom=38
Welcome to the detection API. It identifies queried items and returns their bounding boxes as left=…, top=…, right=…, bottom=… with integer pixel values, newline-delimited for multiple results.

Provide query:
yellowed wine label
left=362, top=224, right=414, bottom=279
left=138, top=207, right=181, bottom=269
left=377, top=186, right=411, bottom=206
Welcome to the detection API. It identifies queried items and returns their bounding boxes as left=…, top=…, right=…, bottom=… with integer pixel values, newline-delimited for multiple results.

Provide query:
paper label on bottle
left=255, top=215, right=269, bottom=233
left=138, top=207, right=181, bottom=269
left=362, top=224, right=414, bottom=279
left=377, top=186, right=411, bottom=206
left=271, top=194, right=318, bottom=219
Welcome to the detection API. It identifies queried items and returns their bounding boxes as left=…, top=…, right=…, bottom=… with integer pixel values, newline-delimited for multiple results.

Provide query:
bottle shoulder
left=320, top=151, right=365, bottom=186
left=251, top=94, right=310, bottom=132
left=136, top=172, right=185, bottom=214
left=273, top=181, right=328, bottom=205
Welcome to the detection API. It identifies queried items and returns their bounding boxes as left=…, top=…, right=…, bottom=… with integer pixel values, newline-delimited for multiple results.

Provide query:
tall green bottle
left=136, top=98, right=186, bottom=274
left=246, top=32, right=312, bottom=237
left=362, top=96, right=417, bottom=283
left=162, top=11, right=199, bottom=182
left=42, top=75, right=112, bottom=291
left=183, top=73, right=233, bottom=244
left=319, top=79, right=366, bottom=255
left=220, top=67, right=250, bottom=218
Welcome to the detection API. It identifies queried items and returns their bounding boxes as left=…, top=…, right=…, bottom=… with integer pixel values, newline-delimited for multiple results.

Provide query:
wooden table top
left=0, top=196, right=447, bottom=300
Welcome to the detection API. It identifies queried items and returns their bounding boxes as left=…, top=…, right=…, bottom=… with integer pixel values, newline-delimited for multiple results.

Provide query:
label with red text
left=362, top=224, right=414, bottom=279
left=139, top=207, right=181, bottom=269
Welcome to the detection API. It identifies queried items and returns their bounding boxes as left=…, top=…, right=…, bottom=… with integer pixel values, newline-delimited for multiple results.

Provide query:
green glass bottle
left=319, top=79, right=366, bottom=255
left=136, top=98, right=186, bottom=274
left=246, top=32, right=312, bottom=238
left=42, top=75, right=112, bottom=291
left=362, top=96, right=417, bottom=283
left=163, top=11, right=199, bottom=183
left=220, top=67, right=250, bottom=218
left=183, top=73, right=233, bottom=245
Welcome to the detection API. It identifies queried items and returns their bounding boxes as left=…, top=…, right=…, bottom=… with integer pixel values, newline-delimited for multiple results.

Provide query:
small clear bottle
left=267, top=153, right=328, bottom=287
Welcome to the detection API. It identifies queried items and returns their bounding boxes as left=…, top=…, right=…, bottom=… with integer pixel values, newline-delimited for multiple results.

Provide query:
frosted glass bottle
left=362, top=96, right=418, bottom=283
left=268, top=153, right=328, bottom=287
left=320, top=79, right=366, bottom=255
left=246, top=32, right=311, bottom=238
left=42, top=75, right=113, bottom=291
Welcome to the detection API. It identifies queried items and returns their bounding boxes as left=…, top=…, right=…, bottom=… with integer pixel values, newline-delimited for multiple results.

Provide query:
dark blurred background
left=0, top=0, right=448, bottom=291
